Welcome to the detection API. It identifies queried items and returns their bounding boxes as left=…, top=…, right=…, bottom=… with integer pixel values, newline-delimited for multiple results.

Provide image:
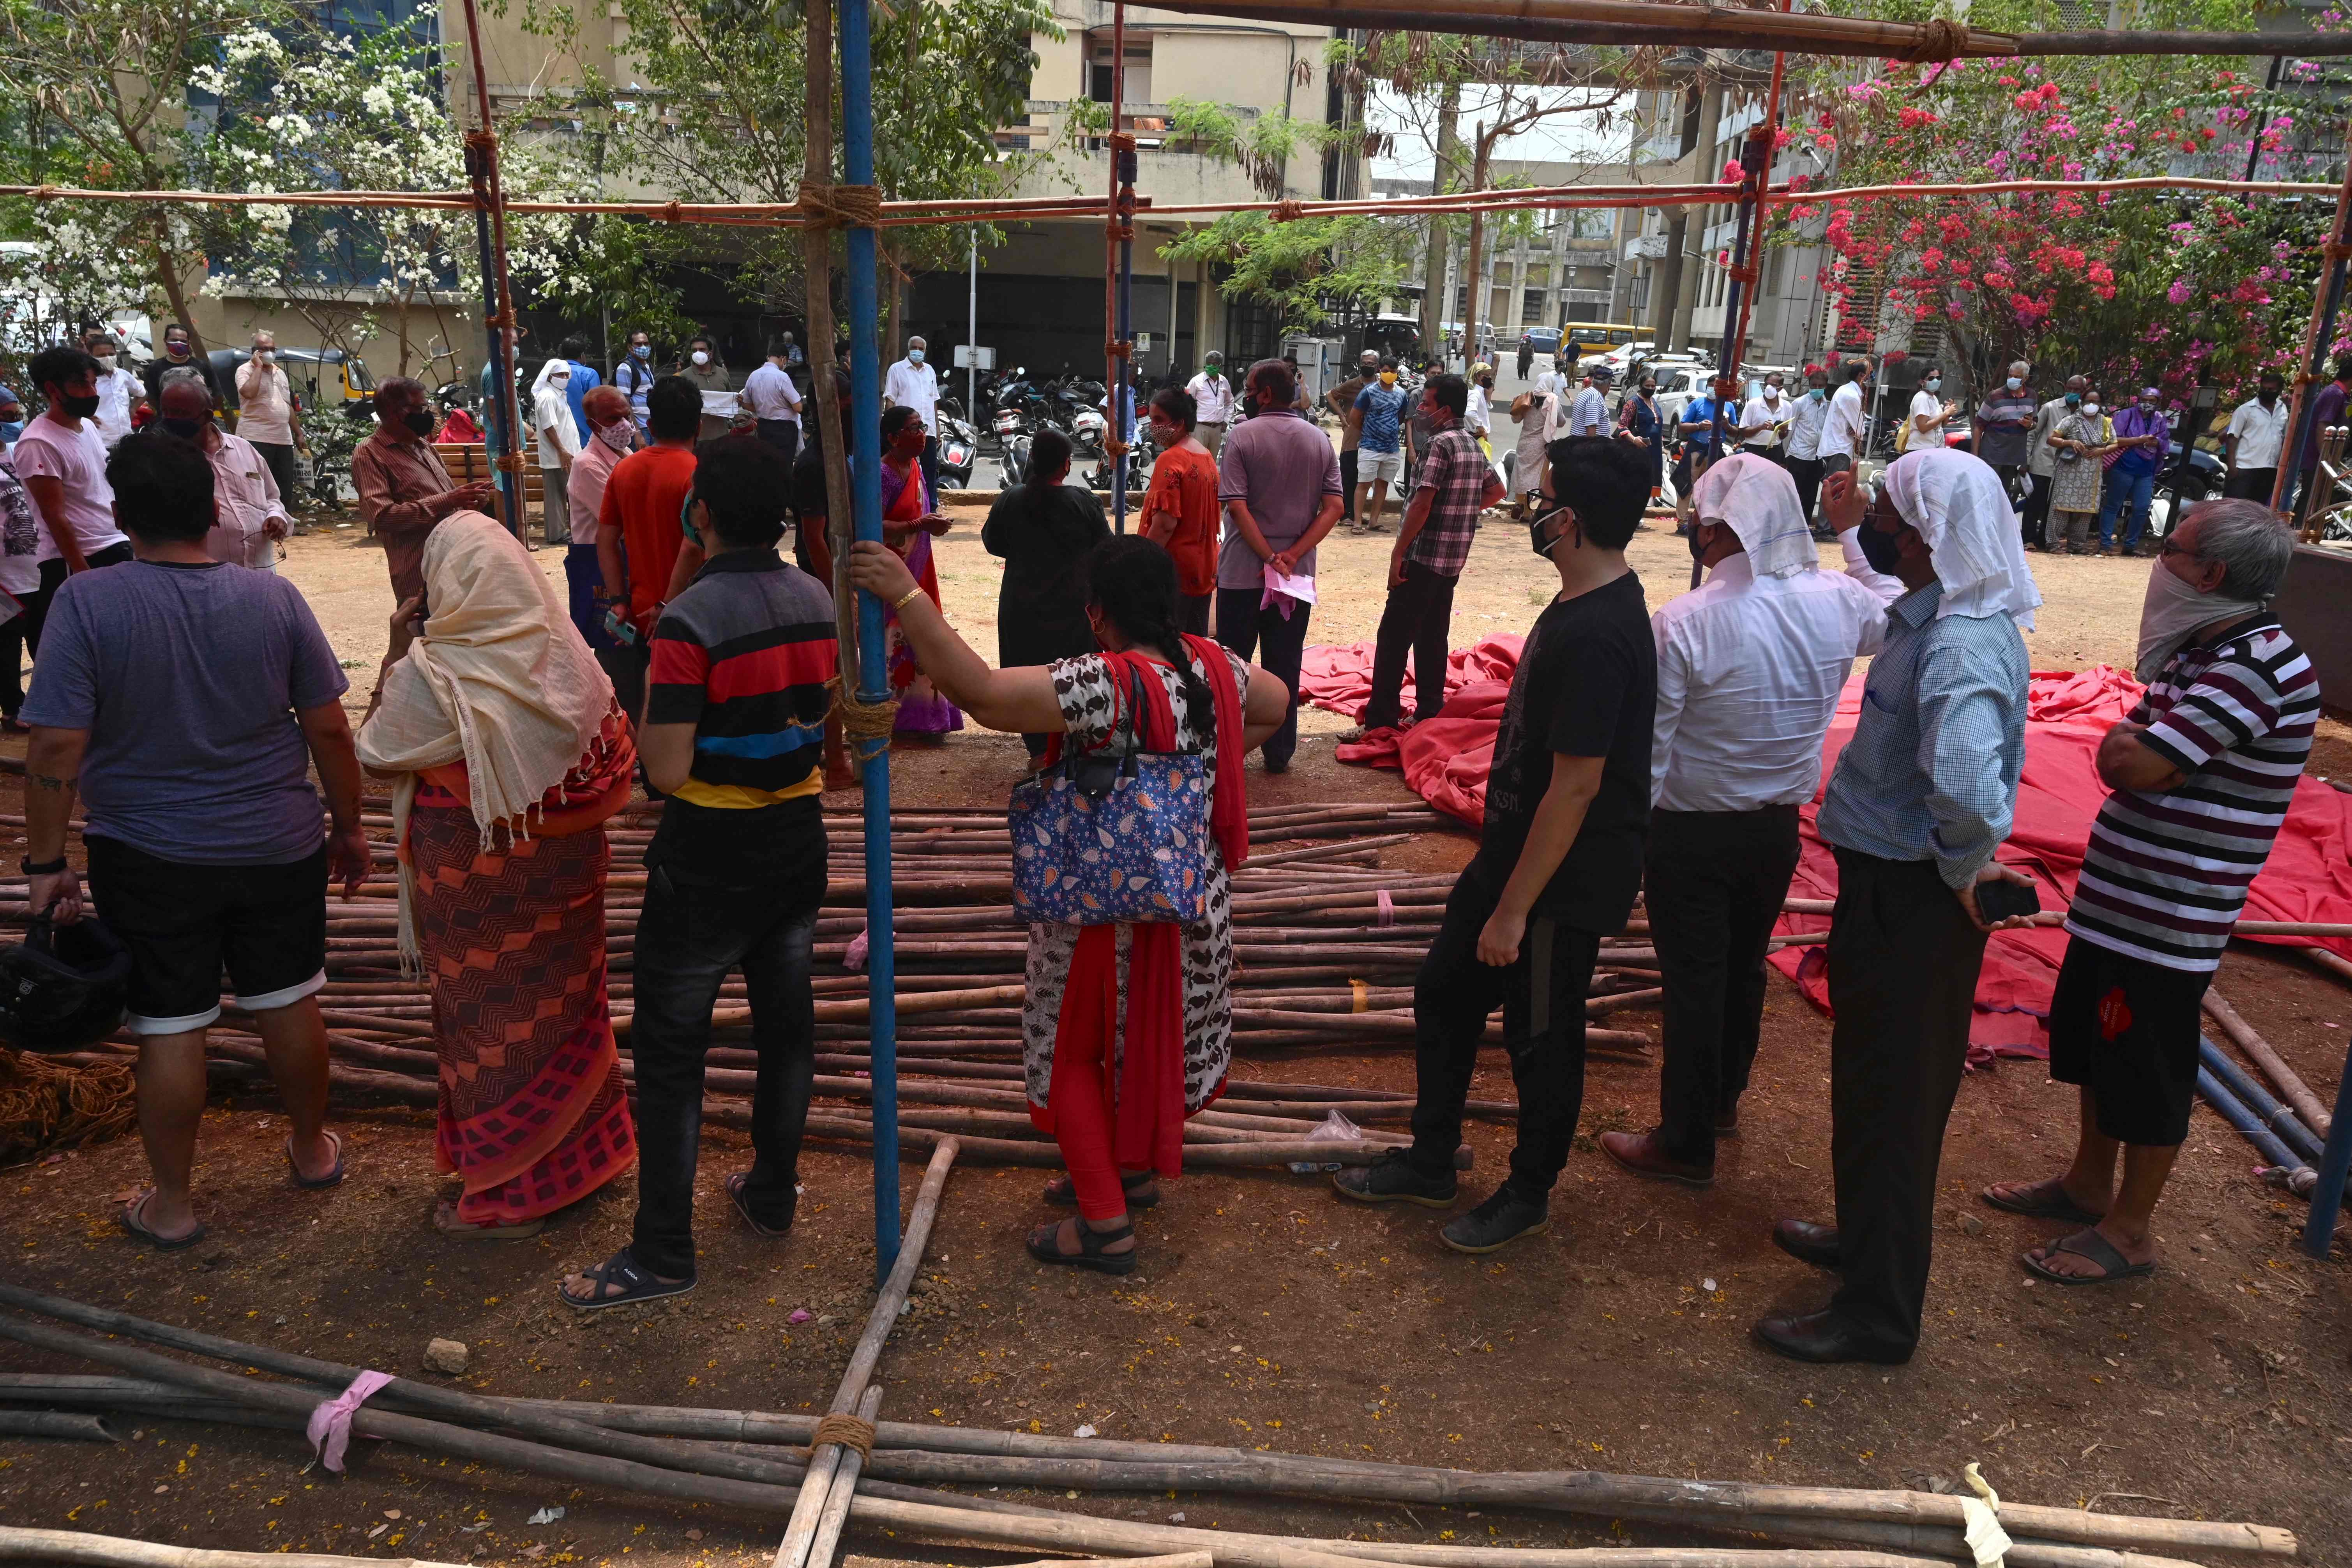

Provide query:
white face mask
left=2005, top=377, right=2022, bottom=391
left=691, top=350, right=710, bottom=367
left=2136, top=556, right=2266, bottom=684
left=2082, top=403, right=2101, bottom=418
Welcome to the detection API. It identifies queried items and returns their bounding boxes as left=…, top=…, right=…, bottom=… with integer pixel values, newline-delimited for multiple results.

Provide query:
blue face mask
left=632, top=344, right=651, bottom=360
left=908, top=349, right=925, bottom=366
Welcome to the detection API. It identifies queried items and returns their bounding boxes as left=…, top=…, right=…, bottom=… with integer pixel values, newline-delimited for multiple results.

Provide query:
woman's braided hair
left=1084, top=534, right=1213, bottom=744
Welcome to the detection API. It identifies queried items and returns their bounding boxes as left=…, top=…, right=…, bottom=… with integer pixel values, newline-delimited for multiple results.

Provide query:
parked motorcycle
left=935, top=411, right=979, bottom=490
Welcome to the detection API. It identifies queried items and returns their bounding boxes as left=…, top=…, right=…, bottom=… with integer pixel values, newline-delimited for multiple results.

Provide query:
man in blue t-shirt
left=562, top=334, right=602, bottom=443
left=1678, top=374, right=1739, bottom=512
left=1352, top=359, right=1412, bottom=533
left=2098, top=386, right=2168, bottom=556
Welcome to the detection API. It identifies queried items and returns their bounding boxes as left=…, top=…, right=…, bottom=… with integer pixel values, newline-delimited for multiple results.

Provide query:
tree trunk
left=1417, top=81, right=1460, bottom=353
left=1463, top=127, right=1492, bottom=370
left=151, top=227, right=206, bottom=361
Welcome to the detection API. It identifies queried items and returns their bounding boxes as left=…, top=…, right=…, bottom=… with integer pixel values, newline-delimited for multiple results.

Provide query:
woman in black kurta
left=982, top=429, right=1111, bottom=756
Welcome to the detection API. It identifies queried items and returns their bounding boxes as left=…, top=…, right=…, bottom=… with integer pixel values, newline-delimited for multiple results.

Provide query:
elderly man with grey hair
left=1973, top=360, right=2038, bottom=520
left=1985, top=499, right=2315, bottom=1286
left=884, top=332, right=941, bottom=498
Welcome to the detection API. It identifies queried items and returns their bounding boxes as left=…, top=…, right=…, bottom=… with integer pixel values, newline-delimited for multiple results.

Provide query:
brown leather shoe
left=1598, top=1129, right=1713, bottom=1188
left=1772, top=1217, right=1842, bottom=1270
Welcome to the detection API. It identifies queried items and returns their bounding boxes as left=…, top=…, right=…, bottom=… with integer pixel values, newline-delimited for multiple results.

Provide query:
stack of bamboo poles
left=0, top=1272, right=2299, bottom=1568
left=1, top=799, right=1689, bottom=1172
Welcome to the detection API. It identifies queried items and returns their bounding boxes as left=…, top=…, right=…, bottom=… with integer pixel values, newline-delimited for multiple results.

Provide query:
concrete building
left=1434, top=159, right=1638, bottom=359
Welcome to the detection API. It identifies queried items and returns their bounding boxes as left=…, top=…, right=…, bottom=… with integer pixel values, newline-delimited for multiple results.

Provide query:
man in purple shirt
left=2294, top=355, right=2352, bottom=526
left=2096, top=387, right=2170, bottom=556
left=1214, top=358, right=1343, bottom=773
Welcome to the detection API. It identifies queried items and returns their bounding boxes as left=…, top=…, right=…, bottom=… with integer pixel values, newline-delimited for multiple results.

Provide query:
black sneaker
left=1332, top=1149, right=1457, bottom=1208
left=1439, top=1186, right=1550, bottom=1254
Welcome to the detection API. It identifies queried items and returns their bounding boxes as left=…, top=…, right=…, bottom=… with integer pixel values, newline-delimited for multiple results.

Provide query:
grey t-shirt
left=21, top=560, right=349, bottom=863
left=1214, top=408, right=1344, bottom=592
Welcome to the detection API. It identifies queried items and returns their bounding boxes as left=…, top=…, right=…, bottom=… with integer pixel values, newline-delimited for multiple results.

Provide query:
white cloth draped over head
left=1692, top=452, right=1817, bottom=578
left=531, top=357, right=572, bottom=396
left=354, top=511, right=617, bottom=966
left=1881, top=448, right=2043, bottom=629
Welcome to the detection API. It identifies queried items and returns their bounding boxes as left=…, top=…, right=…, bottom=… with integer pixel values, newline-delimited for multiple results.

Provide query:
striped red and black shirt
left=2067, top=616, right=2318, bottom=973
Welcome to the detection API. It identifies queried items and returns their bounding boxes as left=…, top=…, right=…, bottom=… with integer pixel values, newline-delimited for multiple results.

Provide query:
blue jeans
left=2098, top=467, right=2156, bottom=550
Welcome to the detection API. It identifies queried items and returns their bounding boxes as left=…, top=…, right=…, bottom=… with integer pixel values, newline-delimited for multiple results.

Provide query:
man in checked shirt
left=1343, top=373, right=1503, bottom=738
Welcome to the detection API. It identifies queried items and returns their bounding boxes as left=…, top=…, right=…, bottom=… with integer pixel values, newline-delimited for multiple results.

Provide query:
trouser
left=563, top=544, right=613, bottom=651
left=540, top=464, right=570, bottom=545
left=2052, top=508, right=2096, bottom=551
left=1825, top=848, right=1988, bottom=1352
left=628, top=865, right=821, bottom=1277
left=0, top=613, right=21, bottom=718
left=1339, top=449, right=1359, bottom=519
left=1787, top=455, right=1825, bottom=528
left=2225, top=466, right=2278, bottom=504
left=1215, top=586, right=1309, bottom=770
left=757, top=418, right=801, bottom=475
left=1407, top=874, right=1600, bottom=1199
left=604, top=640, right=652, bottom=730
left=1362, top=560, right=1459, bottom=729
left=1199, top=422, right=1226, bottom=457
left=2098, top=467, right=2156, bottom=550
left=919, top=433, right=941, bottom=498
left=251, top=440, right=298, bottom=505
left=1648, top=806, right=1802, bottom=1167
left=1177, top=591, right=1213, bottom=636
left=1741, top=442, right=1784, bottom=467
left=2021, top=471, right=2054, bottom=547
left=25, top=541, right=134, bottom=656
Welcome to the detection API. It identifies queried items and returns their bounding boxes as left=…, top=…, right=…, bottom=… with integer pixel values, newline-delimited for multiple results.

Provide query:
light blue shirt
left=1815, top=581, right=2028, bottom=888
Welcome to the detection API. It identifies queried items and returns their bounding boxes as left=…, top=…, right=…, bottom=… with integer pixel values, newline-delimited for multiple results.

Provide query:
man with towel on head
left=1600, top=454, right=1888, bottom=1192
left=1753, top=447, right=2042, bottom=1366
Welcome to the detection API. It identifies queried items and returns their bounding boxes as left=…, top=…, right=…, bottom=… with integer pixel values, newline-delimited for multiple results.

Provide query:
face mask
left=1809, top=386, right=1826, bottom=401
left=254, top=349, right=273, bottom=364
left=593, top=419, right=632, bottom=452
left=1687, top=520, right=1713, bottom=561
left=1925, top=378, right=1942, bottom=391
left=90, top=353, right=113, bottom=369
left=2082, top=403, right=2101, bottom=418
left=1528, top=503, right=1573, bottom=558
left=403, top=409, right=436, bottom=437
left=551, top=375, right=570, bottom=388
left=2064, top=394, right=2082, bottom=408
left=908, top=349, right=925, bottom=366
left=60, top=391, right=100, bottom=420
left=1379, top=372, right=1397, bottom=387
left=166, top=341, right=189, bottom=359
left=1856, top=521, right=1907, bottom=576
left=2261, top=388, right=2280, bottom=404
left=160, top=416, right=205, bottom=441
left=2136, top=553, right=2266, bottom=683
left=1149, top=420, right=1178, bottom=448
left=632, top=344, right=650, bottom=360
left=691, top=351, right=710, bottom=367
left=1766, top=386, right=1782, bottom=399
left=2006, top=377, right=2022, bottom=391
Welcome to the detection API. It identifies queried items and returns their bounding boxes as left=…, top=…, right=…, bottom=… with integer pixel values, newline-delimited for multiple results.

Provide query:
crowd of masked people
left=0, top=330, right=2319, bottom=1370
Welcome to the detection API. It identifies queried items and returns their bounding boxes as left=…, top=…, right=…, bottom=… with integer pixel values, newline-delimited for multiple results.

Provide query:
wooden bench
left=433, top=441, right=549, bottom=530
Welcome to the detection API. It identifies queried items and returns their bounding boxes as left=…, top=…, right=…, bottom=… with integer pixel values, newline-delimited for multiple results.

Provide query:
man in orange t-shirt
left=596, top=375, right=702, bottom=721
left=1139, top=386, right=1223, bottom=634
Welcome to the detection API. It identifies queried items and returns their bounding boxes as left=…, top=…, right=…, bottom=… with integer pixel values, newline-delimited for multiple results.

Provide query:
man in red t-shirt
left=1138, top=386, right=1222, bottom=634
left=596, top=376, right=702, bottom=721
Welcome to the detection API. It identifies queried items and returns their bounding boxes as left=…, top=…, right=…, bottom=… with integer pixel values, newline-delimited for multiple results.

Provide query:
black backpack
left=0, top=915, right=131, bottom=1051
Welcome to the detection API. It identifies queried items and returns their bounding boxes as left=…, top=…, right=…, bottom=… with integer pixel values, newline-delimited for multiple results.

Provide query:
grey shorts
left=1361, top=449, right=1405, bottom=484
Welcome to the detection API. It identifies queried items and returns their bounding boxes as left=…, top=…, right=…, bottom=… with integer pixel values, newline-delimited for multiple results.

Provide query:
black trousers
left=1783, top=455, right=1825, bottom=529
left=919, top=433, right=941, bottom=498
left=2225, top=466, right=2278, bottom=503
left=0, top=613, right=24, bottom=719
left=2021, top=472, right=2054, bottom=547
left=1824, top=848, right=1989, bottom=1352
left=1649, top=806, right=1802, bottom=1165
left=1408, top=875, right=1600, bottom=1199
left=1177, top=590, right=1213, bottom=636
left=1339, top=449, right=1359, bottom=519
left=1363, top=560, right=1458, bottom=729
left=603, top=641, right=652, bottom=731
left=251, top=440, right=298, bottom=505
left=629, top=864, right=821, bottom=1278
left=1215, top=586, right=1309, bottom=769
left=756, top=419, right=800, bottom=474
left=24, top=540, right=134, bottom=656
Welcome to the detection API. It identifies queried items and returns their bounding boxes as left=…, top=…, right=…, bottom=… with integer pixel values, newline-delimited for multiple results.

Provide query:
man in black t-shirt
left=1334, top=436, right=1657, bottom=1254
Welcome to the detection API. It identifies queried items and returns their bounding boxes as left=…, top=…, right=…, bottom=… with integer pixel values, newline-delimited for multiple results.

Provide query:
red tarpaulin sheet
left=1304, top=637, right=2352, bottom=1060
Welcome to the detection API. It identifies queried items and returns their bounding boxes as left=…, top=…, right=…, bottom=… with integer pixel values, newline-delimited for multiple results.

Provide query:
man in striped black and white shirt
left=1986, top=500, right=2315, bottom=1286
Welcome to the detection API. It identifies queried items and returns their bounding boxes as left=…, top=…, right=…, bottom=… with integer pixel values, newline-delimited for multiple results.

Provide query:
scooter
left=935, top=411, right=979, bottom=490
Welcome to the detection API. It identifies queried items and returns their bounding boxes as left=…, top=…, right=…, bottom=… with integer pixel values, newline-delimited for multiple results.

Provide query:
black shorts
left=2046, top=936, right=2213, bottom=1146
left=84, top=837, right=328, bottom=1035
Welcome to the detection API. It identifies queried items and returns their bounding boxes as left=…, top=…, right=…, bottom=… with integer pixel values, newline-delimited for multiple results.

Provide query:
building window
left=1521, top=292, right=1548, bottom=325
left=1089, top=37, right=1153, bottom=104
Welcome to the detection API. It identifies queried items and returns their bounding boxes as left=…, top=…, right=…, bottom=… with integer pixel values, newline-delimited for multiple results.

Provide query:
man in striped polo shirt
left=1987, top=500, right=2315, bottom=1286
left=563, top=437, right=838, bottom=1309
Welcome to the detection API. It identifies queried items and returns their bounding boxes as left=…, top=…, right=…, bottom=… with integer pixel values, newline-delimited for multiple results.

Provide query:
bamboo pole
left=0, top=1409, right=112, bottom=1441
left=2202, top=988, right=2332, bottom=1135
left=0, top=1529, right=467, bottom=1568
left=801, top=1385, right=886, bottom=1568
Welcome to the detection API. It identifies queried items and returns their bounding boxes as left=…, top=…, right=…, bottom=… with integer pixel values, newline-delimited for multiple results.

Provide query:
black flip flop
left=1042, top=1171, right=1160, bottom=1210
left=1026, top=1218, right=1137, bottom=1276
left=557, top=1247, right=697, bottom=1311
left=120, top=1190, right=205, bottom=1252
left=1981, top=1178, right=2103, bottom=1226
left=286, top=1130, right=346, bottom=1190
left=2023, top=1227, right=2154, bottom=1286
left=726, top=1172, right=794, bottom=1238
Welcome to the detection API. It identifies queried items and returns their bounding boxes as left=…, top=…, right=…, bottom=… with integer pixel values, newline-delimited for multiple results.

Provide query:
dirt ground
left=3, top=503, right=2352, bottom=1567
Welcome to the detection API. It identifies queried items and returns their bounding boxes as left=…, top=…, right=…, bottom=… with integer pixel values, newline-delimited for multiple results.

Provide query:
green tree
left=1164, top=210, right=1418, bottom=335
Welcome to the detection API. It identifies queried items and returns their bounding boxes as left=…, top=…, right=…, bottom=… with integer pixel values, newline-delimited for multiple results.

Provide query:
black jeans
left=0, top=613, right=24, bottom=719
left=1215, top=586, right=1309, bottom=769
left=603, top=641, right=652, bottom=731
left=1648, top=806, right=1801, bottom=1166
left=629, top=864, right=822, bottom=1278
left=1824, top=848, right=1989, bottom=1353
left=25, top=541, right=134, bottom=656
left=2225, top=466, right=2279, bottom=503
left=757, top=419, right=800, bottom=474
left=919, top=434, right=941, bottom=498
left=1363, top=559, right=1458, bottom=729
left=1177, top=591, right=1213, bottom=637
left=1408, top=875, right=1600, bottom=1200
left=1339, top=449, right=1359, bottom=520
left=2020, top=471, right=2054, bottom=548
left=1787, top=455, right=1825, bottom=529
left=251, top=441, right=298, bottom=506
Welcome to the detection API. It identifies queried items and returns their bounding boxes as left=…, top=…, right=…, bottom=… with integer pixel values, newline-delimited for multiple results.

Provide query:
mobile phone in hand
left=1974, top=877, right=2042, bottom=923
left=603, top=606, right=638, bottom=646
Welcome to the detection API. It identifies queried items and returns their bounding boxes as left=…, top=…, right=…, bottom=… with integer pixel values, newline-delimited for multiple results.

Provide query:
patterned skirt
left=411, top=803, right=637, bottom=1224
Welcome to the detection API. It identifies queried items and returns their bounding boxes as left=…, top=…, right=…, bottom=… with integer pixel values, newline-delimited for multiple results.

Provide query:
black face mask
left=1529, top=501, right=1573, bottom=558
left=160, top=417, right=205, bottom=441
left=59, top=392, right=100, bottom=420
left=1688, top=520, right=1710, bottom=561
left=1856, top=521, right=1907, bottom=576
left=403, top=409, right=436, bottom=437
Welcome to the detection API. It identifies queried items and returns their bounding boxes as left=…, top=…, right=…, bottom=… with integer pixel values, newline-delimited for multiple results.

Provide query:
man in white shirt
left=531, top=359, right=582, bottom=547
left=884, top=334, right=941, bottom=496
left=1565, top=367, right=1612, bottom=437
left=1187, top=350, right=1235, bottom=456
left=80, top=329, right=144, bottom=449
left=1598, top=454, right=1886, bottom=1188
left=12, top=345, right=135, bottom=652
left=232, top=332, right=309, bottom=513
left=1533, top=358, right=1567, bottom=400
left=1816, top=356, right=1872, bottom=476
left=1785, top=365, right=1833, bottom=535
left=2222, top=370, right=2290, bottom=503
left=1741, top=373, right=1790, bottom=463
left=155, top=376, right=288, bottom=572
left=745, top=335, right=806, bottom=471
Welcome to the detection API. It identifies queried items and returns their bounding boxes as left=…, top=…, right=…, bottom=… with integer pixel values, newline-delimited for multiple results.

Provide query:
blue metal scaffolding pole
left=839, top=0, right=902, bottom=1284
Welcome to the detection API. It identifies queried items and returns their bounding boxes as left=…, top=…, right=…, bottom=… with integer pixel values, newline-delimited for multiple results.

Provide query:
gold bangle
left=892, top=586, right=925, bottom=613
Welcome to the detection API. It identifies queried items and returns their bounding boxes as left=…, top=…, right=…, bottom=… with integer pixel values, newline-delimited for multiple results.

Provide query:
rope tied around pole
left=1109, top=131, right=1137, bottom=153
left=1268, top=199, right=1307, bottom=223
left=1900, top=16, right=1969, bottom=62
left=802, top=1411, right=877, bottom=1460
left=828, top=674, right=900, bottom=764
left=493, top=451, right=531, bottom=474
left=799, top=182, right=886, bottom=229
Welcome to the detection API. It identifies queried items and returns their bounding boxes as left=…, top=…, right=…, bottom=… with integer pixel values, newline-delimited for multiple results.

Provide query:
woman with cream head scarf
left=357, top=512, right=638, bottom=1238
